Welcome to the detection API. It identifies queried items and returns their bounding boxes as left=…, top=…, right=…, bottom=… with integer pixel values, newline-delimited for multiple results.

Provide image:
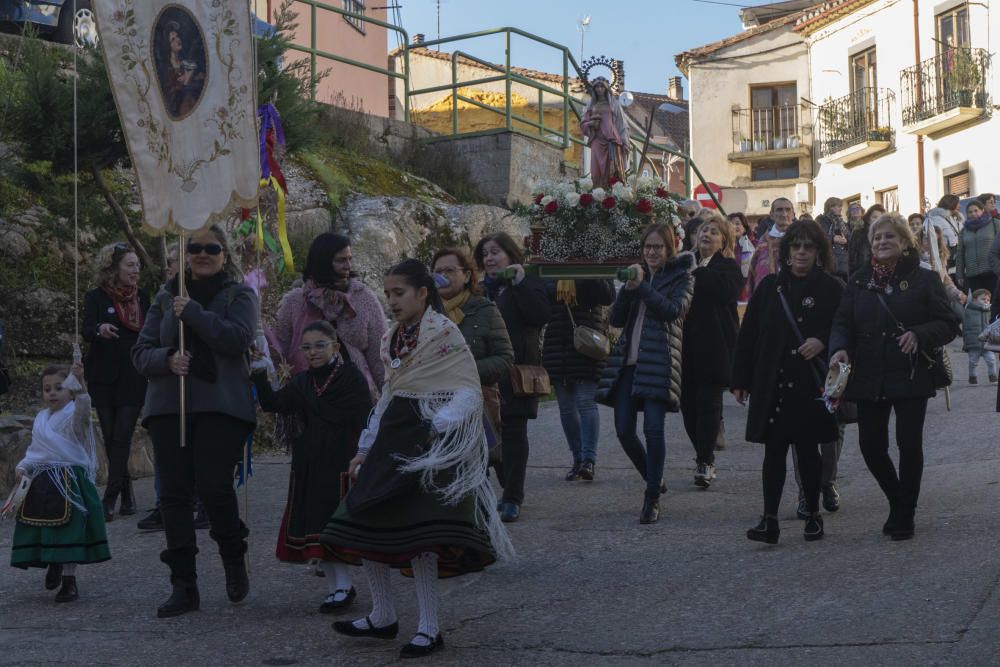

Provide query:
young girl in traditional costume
left=251, top=321, right=371, bottom=613
left=322, top=259, right=513, bottom=659
left=9, top=363, right=110, bottom=602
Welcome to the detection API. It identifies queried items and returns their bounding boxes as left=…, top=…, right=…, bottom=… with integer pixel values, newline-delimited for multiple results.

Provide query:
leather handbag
left=565, top=303, right=610, bottom=360
left=510, top=364, right=551, bottom=398
left=875, top=293, right=952, bottom=389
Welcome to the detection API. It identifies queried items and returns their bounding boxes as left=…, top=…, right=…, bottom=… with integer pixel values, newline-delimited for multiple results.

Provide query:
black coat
left=542, top=279, right=615, bottom=384
left=82, top=287, right=150, bottom=408
left=682, top=253, right=743, bottom=388
left=829, top=251, right=961, bottom=402
left=486, top=275, right=551, bottom=419
left=596, top=253, right=696, bottom=411
left=847, top=223, right=871, bottom=276
left=816, top=214, right=851, bottom=281
left=732, top=268, right=843, bottom=444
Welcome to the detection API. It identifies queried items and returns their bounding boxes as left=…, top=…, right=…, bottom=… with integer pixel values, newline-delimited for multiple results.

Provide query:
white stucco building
left=678, top=0, right=999, bottom=219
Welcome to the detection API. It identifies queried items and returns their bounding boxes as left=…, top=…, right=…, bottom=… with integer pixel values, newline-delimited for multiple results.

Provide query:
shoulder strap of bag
left=875, top=292, right=906, bottom=332
left=776, top=286, right=826, bottom=389
left=564, top=302, right=578, bottom=329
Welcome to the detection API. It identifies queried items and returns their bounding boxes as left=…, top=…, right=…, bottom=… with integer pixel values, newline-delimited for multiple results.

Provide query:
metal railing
left=900, top=48, right=991, bottom=125
left=730, top=105, right=804, bottom=153
left=816, top=87, right=895, bottom=159
left=277, top=9, right=719, bottom=204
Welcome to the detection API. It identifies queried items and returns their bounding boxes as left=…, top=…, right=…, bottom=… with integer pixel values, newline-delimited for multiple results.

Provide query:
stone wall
left=317, top=105, right=436, bottom=158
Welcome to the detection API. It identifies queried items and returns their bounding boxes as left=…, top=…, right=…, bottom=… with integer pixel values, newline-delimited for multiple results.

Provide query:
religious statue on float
left=579, top=56, right=629, bottom=189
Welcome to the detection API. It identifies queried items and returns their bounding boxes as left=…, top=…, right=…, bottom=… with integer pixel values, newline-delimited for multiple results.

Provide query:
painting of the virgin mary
left=153, top=8, right=207, bottom=121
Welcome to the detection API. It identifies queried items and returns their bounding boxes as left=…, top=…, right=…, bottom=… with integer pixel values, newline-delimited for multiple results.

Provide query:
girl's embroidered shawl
left=362, top=307, right=513, bottom=560
left=17, top=391, right=99, bottom=513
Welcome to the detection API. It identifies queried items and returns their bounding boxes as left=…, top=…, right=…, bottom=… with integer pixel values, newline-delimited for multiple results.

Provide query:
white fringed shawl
left=358, top=307, right=514, bottom=560
left=16, top=391, right=99, bottom=514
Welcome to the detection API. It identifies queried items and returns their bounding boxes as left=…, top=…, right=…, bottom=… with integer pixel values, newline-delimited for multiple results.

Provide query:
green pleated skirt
left=321, top=484, right=496, bottom=579
left=10, top=466, right=111, bottom=569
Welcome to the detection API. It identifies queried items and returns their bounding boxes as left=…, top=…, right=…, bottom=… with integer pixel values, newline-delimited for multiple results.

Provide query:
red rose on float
left=602, top=196, right=617, bottom=209
left=544, top=200, right=559, bottom=214
left=608, top=176, right=620, bottom=186
left=579, top=193, right=594, bottom=207
left=636, top=198, right=653, bottom=215
left=655, top=187, right=669, bottom=198
left=534, top=193, right=544, bottom=205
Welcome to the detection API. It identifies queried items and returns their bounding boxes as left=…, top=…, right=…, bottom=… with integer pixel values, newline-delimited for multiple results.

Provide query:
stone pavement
left=2, top=352, right=1000, bottom=666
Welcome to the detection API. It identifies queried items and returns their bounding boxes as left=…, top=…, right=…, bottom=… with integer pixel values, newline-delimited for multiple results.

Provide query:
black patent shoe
left=579, top=460, right=595, bottom=481
left=222, top=556, right=250, bottom=603
left=822, top=484, right=840, bottom=512
left=400, top=632, right=445, bottom=658
left=746, top=515, right=780, bottom=544
left=564, top=461, right=582, bottom=481
left=796, top=497, right=809, bottom=520
left=332, top=616, right=399, bottom=639
left=319, top=587, right=357, bottom=613
left=804, top=513, right=825, bottom=541
left=639, top=493, right=660, bottom=525
left=157, top=584, right=200, bottom=618
left=54, top=576, right=78, bottom=603
left=45, top=563, right=64, bottom=591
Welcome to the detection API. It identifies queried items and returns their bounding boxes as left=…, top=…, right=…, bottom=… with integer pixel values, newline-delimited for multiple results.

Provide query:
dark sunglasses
left=187, top=243, right=223, bottom=256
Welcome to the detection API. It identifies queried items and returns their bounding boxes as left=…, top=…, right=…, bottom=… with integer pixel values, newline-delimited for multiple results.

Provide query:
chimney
left=668, top=76, right=683, bottom=100
left=412, top=33, right=425, bottom=44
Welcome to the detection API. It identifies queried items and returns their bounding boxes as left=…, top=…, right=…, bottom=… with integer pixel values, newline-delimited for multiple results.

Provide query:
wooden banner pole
left=178, top=231, right=187, bottom=448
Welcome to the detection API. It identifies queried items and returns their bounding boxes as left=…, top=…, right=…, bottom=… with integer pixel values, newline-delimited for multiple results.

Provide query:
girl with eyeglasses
left=132, top=225, right=259, bottom=617
left=251, top=321, right=371, bottom=613
left=732, top=221, right=843, bottom=544
left=82, top=242, right=149, bottom=521
left=596, top=223, right=695, bottom=524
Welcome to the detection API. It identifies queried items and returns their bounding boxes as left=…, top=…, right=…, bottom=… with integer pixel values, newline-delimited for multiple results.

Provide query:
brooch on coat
left=802, top=296, right=815, bottom=309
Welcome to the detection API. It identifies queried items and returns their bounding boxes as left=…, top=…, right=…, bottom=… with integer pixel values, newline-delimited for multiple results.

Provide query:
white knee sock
left=320, top=561, right=353, bottom=597
left=411, top=552, right=440, bottom=645
left=353, top=559, right=395, bottom=629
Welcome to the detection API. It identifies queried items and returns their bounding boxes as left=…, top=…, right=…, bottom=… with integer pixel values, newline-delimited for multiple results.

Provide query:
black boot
left=882, top=505, right=898, bottom=535
left=119, top=478, right=136, bottom=516
left=891, top=505, right=915, bottom=541
left=45, top=563, right=64, bottom=590
left=222, top=555, right=250, bottom=603
left=639, top=492, right=660, bottom=524
left=157, top=582, right=200, bottom=618
left=747, top=515, right=780, bottom=544
left=55, top=576, right=78, bottom=603
left=803, top=513, right=825, bottom=541
left=101, top=496, right=116, bottom=523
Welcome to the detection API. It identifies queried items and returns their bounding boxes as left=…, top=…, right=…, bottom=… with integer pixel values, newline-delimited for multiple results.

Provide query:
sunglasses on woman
left=187, top=243, right=223, bottom=256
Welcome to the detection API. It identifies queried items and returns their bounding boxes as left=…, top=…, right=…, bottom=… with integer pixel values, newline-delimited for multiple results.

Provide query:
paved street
left=2, top=345, right=999, bottom=666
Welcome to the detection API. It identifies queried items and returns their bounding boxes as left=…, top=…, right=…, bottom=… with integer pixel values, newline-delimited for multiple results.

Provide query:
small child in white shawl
left=8, top=363, right=110, bottom=602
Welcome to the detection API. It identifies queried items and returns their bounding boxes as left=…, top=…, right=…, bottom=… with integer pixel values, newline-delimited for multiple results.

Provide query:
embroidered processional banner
left=95, top=1, right=259, bottom=233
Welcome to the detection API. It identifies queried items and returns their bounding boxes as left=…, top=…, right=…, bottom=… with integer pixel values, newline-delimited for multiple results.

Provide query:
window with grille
left=344, top=0, right=366, bottom=34
left=937, top=5, right=970, bottom=53
left=877, top=187, right=899, bottom=212
left=947, top=170, right=970, bottom=197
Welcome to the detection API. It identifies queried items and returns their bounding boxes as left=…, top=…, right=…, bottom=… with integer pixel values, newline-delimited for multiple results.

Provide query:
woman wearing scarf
left=273, top=233, right=386, bottom=399
left=82, top=243, right=149, bottom=521
left=132, top=225, right=259, bottom=617
left=474, top=232, right=550, bottom=523
left=430, top=248, right=513, bottom=476
left=322, top=259, right=513, bottom=659
left=542, top=277, right=615, bottom=481
left=746, top=198, right=795, bottom=296
left=830, top=214, right=960, bottom=541
left=732, top=221, right=843, bottom=544
left=956, top=199, right=999, bottom=294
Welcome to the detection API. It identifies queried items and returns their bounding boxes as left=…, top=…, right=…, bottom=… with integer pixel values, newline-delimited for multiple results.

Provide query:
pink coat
left=272, top=279, right=387, bottom=398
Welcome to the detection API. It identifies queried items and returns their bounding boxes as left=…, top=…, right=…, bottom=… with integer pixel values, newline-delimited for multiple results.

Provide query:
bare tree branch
left=90, top=164, right=159, bottom=276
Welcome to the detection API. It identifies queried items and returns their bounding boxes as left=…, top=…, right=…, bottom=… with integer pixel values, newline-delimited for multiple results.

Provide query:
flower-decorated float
left=514, top=174, right=684, bottom=279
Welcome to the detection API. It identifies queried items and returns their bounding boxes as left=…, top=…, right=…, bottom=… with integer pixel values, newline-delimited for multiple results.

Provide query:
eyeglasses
left=789, top=241, right=816, bottom=250
left=644, top=243, right=666, bottom=252
left=187, top=243, right=223, bottom=256
left=435, top=267, right=468, bottom=275
left=300, top=341, right=334, bottom=352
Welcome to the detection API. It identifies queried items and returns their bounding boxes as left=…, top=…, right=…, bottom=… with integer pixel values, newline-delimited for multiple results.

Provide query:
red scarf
left=868, top=257, right=898, bottom=292
left=102, top=283, right=144, bottom=332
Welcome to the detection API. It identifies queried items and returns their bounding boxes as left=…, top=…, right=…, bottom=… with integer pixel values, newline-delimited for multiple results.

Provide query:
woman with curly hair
left=82, top=242, right=149, bottom=521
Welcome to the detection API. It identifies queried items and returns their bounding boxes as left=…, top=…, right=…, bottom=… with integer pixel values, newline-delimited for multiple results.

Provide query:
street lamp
left=577, top=15, right=591, bottom=62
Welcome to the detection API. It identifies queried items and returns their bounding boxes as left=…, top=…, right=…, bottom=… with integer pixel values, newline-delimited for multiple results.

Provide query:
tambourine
left=824, top=361, right=851, bottom=400
left=1, top=475, right=31, bottom=520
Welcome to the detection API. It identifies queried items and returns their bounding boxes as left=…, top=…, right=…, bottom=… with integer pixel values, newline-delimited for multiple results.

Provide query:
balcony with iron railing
left=816, top=87, right=895, bottom=165
left=900, top=48, right=991, bottom=135
left=728, top=105, right=811, bottom=163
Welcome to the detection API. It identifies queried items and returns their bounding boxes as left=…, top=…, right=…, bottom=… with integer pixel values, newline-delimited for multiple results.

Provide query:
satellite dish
left=619, top=91, right=634, bottom=107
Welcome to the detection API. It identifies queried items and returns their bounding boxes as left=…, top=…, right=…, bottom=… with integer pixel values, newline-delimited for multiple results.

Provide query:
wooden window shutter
left=948, top=171, right=970, bottom=197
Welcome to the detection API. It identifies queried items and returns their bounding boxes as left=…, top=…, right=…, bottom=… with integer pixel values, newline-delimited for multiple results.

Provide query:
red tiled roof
left=793, top=0, right=878, bottom=34
left=625, top=92, right=689, bottom=150
left=674, top=13, right=803, bottom=76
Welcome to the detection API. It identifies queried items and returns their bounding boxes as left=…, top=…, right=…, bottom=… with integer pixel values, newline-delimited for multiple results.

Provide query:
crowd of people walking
left=9, top=187, right=1000, bottom=659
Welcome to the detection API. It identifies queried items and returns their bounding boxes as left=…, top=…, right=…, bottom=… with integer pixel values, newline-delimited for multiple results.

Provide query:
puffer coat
left=596, top=252, right=695, bottom=411
left=829, top=250, right=960, bottom=402
left=542, top=279, right=615, bottom=384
